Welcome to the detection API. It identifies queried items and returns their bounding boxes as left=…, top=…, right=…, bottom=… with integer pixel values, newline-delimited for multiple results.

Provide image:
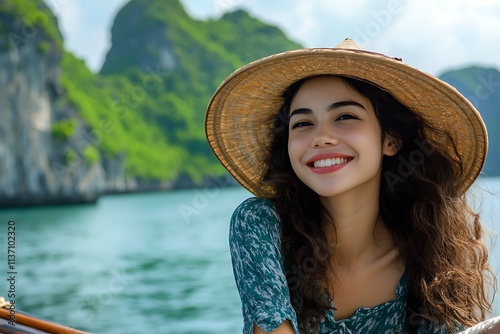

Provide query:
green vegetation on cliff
left=60, top=51, right=186, bottom=180
left=62, top=0, right=301, bottom=184
left=0, top=0, right=62, bottom=49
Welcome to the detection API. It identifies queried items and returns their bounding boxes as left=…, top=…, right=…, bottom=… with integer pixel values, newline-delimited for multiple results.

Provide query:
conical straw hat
left=205, top=39, right=488, bottom=197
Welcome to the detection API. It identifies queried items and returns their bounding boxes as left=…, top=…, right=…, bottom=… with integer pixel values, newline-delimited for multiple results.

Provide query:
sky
left=44, top=0, right=500, bottom=76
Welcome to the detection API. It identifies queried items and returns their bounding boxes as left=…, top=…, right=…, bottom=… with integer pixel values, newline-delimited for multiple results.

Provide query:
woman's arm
left=230, top=198, right=299, bottom=334
left=253, top=320, right=295, bottom=334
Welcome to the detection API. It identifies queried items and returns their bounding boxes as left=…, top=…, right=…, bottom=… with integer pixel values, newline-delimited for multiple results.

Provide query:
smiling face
left=287, top=75, right=398, bottom=199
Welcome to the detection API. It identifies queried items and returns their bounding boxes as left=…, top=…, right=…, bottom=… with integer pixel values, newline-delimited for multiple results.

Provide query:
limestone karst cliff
left=0, top=1, right=106, bottom=206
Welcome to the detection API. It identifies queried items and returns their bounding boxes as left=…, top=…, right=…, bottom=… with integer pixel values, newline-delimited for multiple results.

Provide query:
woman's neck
left=322, top=189, right=395, bottom=269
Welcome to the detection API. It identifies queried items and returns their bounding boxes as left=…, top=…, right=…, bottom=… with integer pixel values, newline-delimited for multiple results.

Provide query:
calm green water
left=1, top=179, right=499, bottom=334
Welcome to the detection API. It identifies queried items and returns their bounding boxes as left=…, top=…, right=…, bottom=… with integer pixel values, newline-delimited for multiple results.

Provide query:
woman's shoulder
left=230, top=197, right=281, bottom=238
left=234, top=196, right=275, bottom=211
left=231, top=197, right=278, bottom=223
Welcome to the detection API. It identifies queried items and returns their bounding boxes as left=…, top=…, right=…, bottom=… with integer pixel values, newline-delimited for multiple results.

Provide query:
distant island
left=0, top=0, right=498, bottom=206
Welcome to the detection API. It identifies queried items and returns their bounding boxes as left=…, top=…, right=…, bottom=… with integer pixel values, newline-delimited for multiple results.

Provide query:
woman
left=205, top=39, right=497, bottom=333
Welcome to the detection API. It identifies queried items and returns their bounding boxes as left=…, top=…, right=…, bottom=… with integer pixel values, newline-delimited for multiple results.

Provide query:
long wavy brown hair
left=262, top=75, right=497, bottom=333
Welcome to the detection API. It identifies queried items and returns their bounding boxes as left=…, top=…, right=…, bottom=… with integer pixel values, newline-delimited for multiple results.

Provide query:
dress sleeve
left=229, top=197, right=299, bottom=334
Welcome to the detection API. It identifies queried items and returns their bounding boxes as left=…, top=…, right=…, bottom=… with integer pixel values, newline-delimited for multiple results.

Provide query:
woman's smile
left=306, top=153, right=353, bottom=174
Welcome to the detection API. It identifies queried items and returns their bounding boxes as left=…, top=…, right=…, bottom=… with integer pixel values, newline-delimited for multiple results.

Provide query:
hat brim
left=205, top=47, right=488, bottom=197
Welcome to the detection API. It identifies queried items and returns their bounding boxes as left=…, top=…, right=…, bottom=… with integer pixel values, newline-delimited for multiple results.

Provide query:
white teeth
left=313, top=158, right=349, bottom=168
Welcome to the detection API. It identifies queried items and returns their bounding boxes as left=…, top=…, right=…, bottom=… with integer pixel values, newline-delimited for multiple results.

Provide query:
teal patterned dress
left=229, top=197, right=458, bottom=334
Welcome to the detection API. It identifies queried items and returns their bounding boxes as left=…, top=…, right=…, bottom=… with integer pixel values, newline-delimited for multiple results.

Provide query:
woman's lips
left=306, top=154, right=353, bottom=174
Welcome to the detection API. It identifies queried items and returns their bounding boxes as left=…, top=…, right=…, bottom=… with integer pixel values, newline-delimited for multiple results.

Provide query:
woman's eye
left=291, top=121, right=312, bottom=129
left=337, top=114, right=358, bottom=121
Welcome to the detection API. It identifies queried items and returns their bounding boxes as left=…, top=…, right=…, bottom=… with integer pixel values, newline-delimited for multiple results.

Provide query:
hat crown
left=335, top=38, right=363, bottom=50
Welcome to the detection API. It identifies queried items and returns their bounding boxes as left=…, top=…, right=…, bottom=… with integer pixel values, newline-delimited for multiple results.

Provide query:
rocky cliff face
left=0, top=0, right=300, bottom=207
left=0, top=3, right=106, bottom=206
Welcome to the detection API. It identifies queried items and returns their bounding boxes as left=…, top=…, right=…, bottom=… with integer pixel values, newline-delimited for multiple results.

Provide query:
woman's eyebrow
left=329, top=100, right=365, bottom=111
left=290, top=100, right=366, bottom=118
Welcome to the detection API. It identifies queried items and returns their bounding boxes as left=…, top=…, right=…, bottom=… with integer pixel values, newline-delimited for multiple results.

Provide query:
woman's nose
left=311, top=124, right=339, bottom=147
